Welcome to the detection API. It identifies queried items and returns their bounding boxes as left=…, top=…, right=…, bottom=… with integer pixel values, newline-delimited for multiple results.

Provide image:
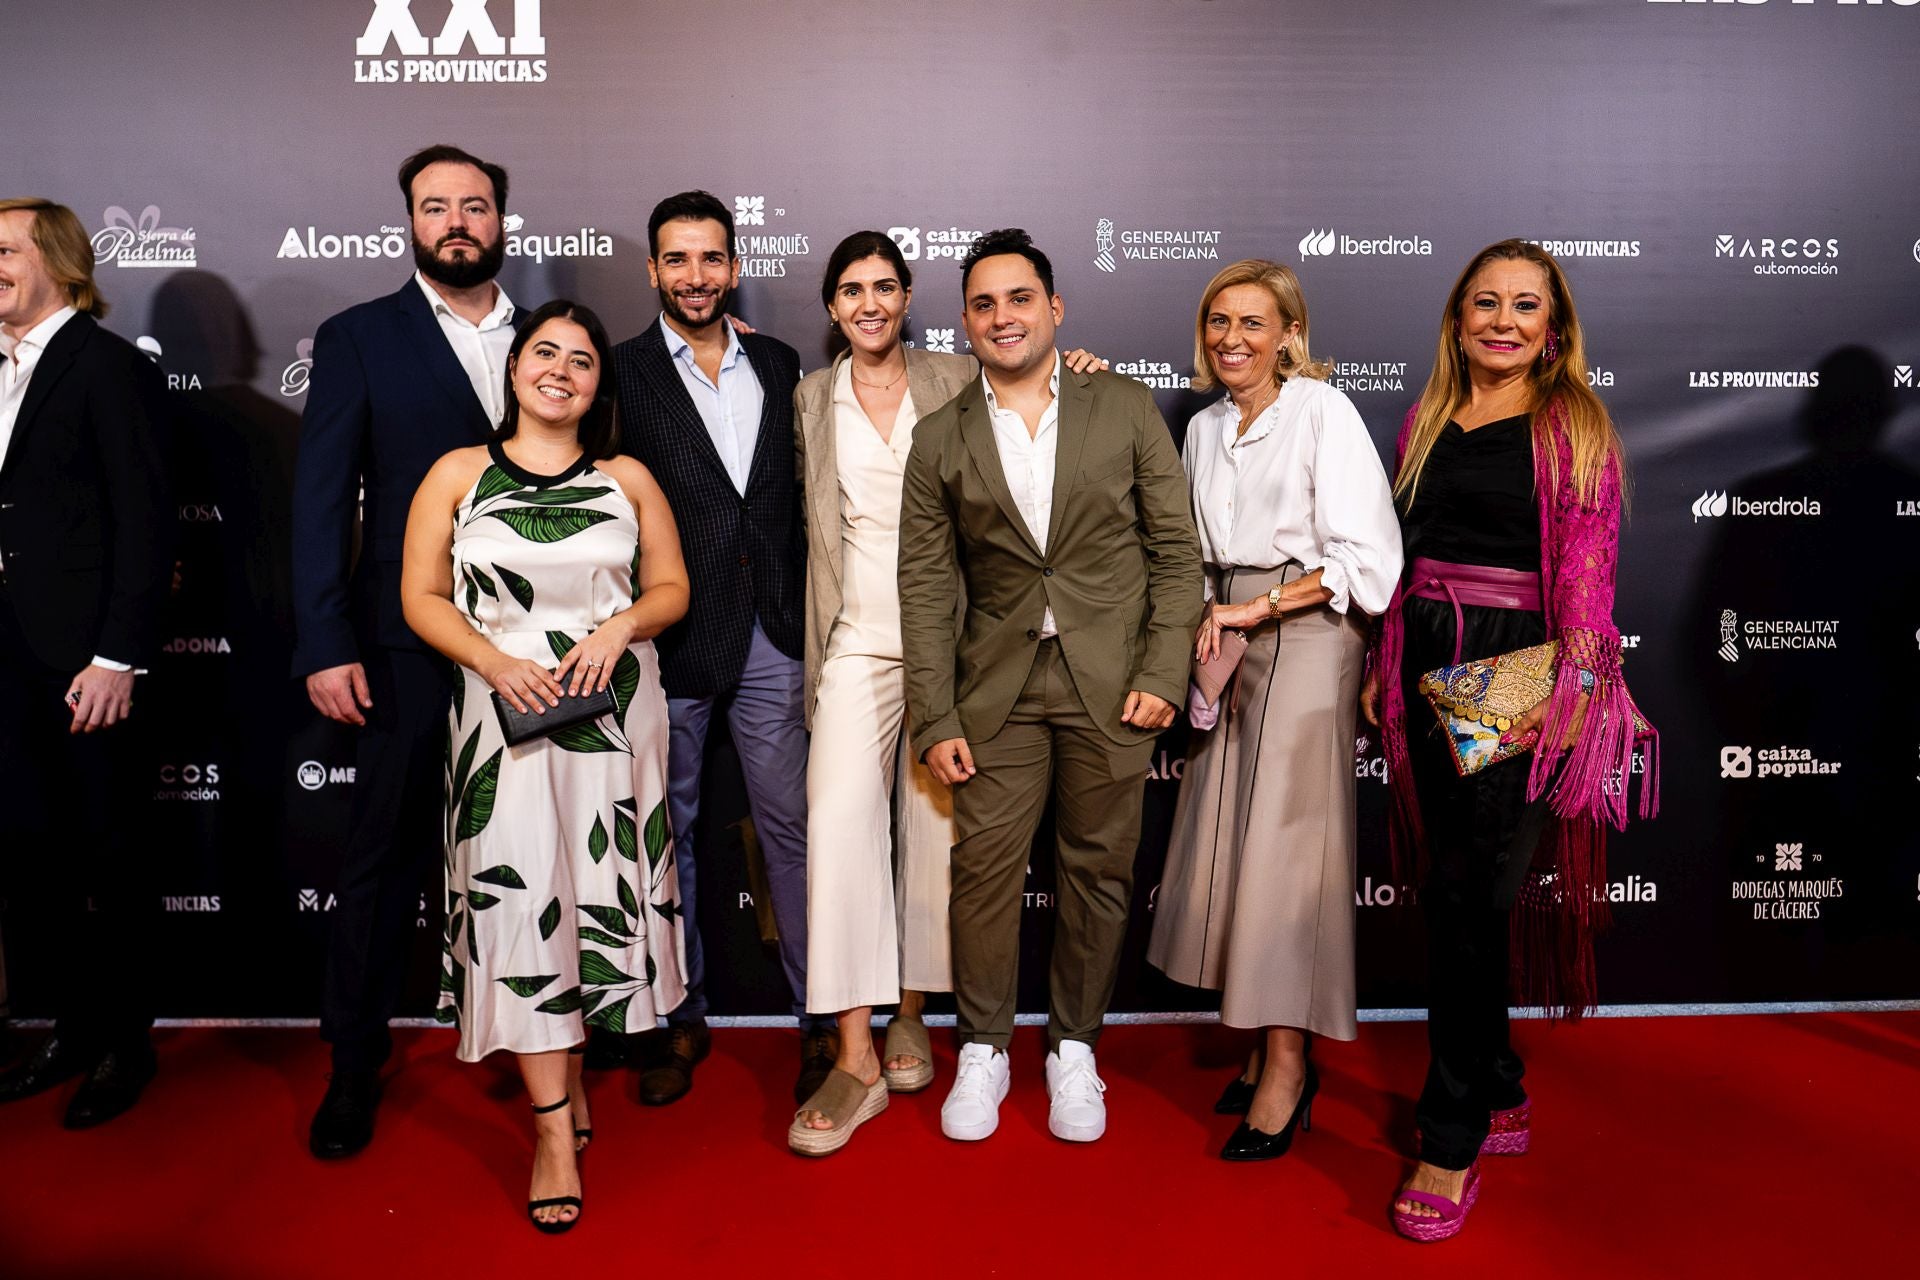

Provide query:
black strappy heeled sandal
left=528, top=1096, right=583, bottom=1234
left=566, top=1045, right=592, bottom=1149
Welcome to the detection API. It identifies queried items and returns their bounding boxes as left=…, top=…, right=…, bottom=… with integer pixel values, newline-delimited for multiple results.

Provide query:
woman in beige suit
left=1147, top=259, right=1402, bottom=1162
left=789, top=231, right=1103, bottom=1155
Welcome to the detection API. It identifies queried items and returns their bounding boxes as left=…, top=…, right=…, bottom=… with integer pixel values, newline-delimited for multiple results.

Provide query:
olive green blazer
left=898, top=363, right=1204, bottom=761
left=793, top=346, right=977, bottom=727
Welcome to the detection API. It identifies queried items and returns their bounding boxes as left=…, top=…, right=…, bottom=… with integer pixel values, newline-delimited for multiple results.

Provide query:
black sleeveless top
left=1399, top=414, right=1541, bottom=572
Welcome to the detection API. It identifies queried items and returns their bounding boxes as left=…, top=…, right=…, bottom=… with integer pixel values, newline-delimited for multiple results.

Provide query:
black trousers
left=0, top=583, right=157, bottom=1051
left=1402, top=595, right=1550, bottom=1170
left=318, top=645, right=451, bottom=1074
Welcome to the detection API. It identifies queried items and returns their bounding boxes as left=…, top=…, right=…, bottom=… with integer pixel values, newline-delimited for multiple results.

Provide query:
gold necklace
left=850, top=359, right=907, bottom=391
left=1234, top=386, right=1279, bottom=437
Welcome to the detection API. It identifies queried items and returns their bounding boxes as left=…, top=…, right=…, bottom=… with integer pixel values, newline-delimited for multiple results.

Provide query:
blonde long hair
left=1395, top=239, right=1620, bottom=507
left=1191, top=258, right=1330, bottom=393
left=0, top=198, right=108, bottom=319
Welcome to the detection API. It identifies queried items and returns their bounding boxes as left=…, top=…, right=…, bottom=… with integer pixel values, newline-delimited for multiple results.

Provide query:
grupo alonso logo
left=91, top=205, right=197, bottom=270
left=354, top=0, right=549, bottom=83
left=281, top=339, right=315, bottom=399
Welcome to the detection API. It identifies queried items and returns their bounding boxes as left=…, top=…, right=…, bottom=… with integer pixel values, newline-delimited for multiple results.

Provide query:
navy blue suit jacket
left=290, top=280, right=505, bottom=676
left=610, top=319, right=804, bottom=699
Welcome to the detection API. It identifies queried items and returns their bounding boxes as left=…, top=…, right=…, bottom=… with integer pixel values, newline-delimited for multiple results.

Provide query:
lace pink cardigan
left=1374, top=401, right=1658, bottom=1015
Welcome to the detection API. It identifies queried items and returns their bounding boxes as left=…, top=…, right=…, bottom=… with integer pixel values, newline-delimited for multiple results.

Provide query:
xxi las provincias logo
left=354, top=0, right=550, bottom=83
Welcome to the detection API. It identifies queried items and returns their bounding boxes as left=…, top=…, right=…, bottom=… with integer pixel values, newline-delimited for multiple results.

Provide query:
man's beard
left=414, top=231, right=505, bottom=290
left=658, top=282, right=730, bottom=332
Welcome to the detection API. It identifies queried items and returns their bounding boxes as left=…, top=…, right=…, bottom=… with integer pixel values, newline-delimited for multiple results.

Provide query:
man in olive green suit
left=898, top=230, right=1203, bottom=1144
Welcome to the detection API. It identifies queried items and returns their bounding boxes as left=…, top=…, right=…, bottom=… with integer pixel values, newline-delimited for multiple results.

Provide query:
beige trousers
left=804, top=649, right=955, bottom=1014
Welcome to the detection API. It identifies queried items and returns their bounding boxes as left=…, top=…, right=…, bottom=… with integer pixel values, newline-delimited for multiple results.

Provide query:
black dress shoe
left=309, top=1070, right=382, bottom=1158
left=582, top=1028, right=635, bottom=1071
left=1214, top=1074, right=1256, bottom=1115
left=793, top=1027, right=839, bottom=1106
left=63, top=1045, right=158, bottom=1130
left=1220, top=1062, right=1319, bottom=1162
left=0, top=1034, right=93, bottom=1104
left=638, top=1018, right=709, bottom=1106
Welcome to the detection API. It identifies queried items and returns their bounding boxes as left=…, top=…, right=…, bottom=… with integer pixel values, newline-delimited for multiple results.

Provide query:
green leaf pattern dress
left=437, top=442, right=686, bottom=1060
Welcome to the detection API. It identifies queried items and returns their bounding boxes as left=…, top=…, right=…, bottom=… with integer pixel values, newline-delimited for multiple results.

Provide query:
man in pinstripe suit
left=609, top=191, right=828, bottom=1106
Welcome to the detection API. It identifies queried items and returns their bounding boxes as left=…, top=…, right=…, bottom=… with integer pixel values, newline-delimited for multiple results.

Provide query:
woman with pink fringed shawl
left=1359, top=240, right=1657, bottom=1243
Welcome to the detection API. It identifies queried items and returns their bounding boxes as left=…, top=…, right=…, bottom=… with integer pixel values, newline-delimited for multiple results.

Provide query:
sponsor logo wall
left=6, top=0, right=1917, bottom=1018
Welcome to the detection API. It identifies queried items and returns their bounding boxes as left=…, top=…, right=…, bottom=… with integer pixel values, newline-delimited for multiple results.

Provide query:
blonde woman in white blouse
left=1147, top=259, right=1402, bottom=1162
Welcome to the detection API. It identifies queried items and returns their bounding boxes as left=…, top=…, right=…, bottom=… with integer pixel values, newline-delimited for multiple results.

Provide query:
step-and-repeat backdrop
left=7, top=0, right=1918, bottom=1019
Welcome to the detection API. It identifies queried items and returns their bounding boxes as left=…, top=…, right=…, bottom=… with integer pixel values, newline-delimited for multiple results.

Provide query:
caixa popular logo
left=354, top=0, right=549, bottom=84
left=886, top=226, right=981, bottom=262
left=91, top=205, right=197, bottom=270
left=297, top=760, right=357, bottom=791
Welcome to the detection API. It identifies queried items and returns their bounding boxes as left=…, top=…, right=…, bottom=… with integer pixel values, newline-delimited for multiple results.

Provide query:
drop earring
left=1544, top=328, right=1560, bottom=362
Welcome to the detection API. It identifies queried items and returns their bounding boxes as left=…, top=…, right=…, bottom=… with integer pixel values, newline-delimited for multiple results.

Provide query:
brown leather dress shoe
left=794, top=1027, right=840, bottom=1106
left=638, top=1017, right=710, bottom=1106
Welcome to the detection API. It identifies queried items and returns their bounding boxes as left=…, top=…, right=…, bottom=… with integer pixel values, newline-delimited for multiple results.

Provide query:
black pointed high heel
left=529, top=1096, right=583, bottom=1234
left=1220, top=1061, right=1319, bottom=1162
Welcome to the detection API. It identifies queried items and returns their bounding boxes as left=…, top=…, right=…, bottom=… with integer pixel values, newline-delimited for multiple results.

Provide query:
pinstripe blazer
left=611, top=317, right=805, bottom=698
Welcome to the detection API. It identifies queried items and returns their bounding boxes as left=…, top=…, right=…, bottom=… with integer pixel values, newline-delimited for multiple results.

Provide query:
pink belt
left=1404, top=557, right=1543, bottom=666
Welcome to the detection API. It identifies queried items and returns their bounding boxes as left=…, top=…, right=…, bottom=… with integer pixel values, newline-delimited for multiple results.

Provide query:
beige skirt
left=1147, top=564, right=1368, bottom=1039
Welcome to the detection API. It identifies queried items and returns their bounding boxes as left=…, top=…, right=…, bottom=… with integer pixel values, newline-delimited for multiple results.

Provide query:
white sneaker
left=940, top=1043, right=1011, bottom=1141
left=1045, top=1041, right=1107, bottom=1142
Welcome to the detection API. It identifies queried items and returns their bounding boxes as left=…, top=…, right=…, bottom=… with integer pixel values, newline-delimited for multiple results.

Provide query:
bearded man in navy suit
left=291, top=144, right=522, bottom=1158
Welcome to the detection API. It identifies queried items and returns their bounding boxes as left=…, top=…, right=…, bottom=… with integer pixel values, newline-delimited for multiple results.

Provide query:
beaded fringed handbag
left=1418, top=641, right=1653, bottom=777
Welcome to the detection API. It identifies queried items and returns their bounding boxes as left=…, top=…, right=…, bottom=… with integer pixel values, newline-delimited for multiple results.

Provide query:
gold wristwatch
left=1267, top=584, right=1284, bottom=618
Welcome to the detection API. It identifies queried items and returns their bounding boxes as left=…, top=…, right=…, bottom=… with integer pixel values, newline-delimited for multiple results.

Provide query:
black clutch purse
left=491, top=685, right=617, bottom=747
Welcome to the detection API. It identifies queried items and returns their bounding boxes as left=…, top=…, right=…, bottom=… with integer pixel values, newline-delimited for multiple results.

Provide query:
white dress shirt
left=981, top=354, right=1062, bottom=639
left=415, top=271, right=515, bottom=426
left=0, top=305, right=78, bottom=473
left=662, top=313, right=764, bottom=496
left=1182, top=376, right=1403, bottom=616
left=1, top=305, right=138, bottom=670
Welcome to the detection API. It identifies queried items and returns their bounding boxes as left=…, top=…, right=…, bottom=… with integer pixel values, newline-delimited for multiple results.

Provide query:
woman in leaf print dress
left=402, top=299, right=689, bottom=1233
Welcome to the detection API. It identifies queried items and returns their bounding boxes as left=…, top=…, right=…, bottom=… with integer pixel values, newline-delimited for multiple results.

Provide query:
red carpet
left=0, top=1014, right=1911, bottom=1278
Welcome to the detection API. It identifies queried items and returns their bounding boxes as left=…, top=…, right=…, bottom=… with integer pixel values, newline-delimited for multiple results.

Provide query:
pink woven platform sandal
left=1482, top=1101, right=1531, bottom=1155
left=1391, top=1164, right=1482, bottom=1243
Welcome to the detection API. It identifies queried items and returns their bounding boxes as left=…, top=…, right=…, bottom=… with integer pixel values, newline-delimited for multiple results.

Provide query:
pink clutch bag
left=1191, top=628, right=1249, bottom=708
